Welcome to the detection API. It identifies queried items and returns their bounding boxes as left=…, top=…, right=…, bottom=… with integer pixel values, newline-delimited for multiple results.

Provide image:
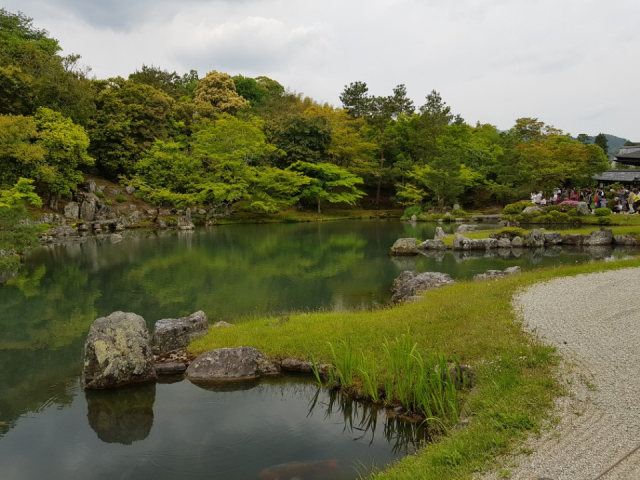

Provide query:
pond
left=0, top=220, right=636, bottom=479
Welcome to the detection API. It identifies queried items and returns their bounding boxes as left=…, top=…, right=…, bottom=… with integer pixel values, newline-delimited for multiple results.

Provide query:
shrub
left=401, top=205, right=423, bottom=220
left=502, top=201, right=536, bottom=215
left=105, top=200, right=113, bottom=206
left=452, top=209, right=470, bottom=218
left=498, top=227, right=525, bottom=238
left=115, top=194, right=127, bottom=203
left=595, top=207, right=612, bottom=217
left=95, top=191, right=105, bottom=199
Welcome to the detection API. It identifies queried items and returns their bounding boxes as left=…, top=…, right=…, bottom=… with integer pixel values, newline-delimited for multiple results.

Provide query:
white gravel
left=480, top=267, right=640, bottom=480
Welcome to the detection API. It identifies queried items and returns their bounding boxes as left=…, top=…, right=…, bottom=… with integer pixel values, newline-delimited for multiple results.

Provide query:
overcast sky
left=5, top=0, right=639, bottom=139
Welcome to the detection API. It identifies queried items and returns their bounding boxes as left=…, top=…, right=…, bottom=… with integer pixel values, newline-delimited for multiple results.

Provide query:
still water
left=0, top=220, right=635, bottom=479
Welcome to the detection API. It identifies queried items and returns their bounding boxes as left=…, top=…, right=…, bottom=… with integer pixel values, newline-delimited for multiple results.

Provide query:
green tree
left=129, top=64, right=191, bottom=100
left=577, top=133, right=591, bottom=144
left=0, top=114, right=45, bottom=188
left=194, top=70, right=250, bottom=117
left=288, top=161, right=364, bottom=213
left=594, top=133, right=608, bottom=155
left=340, top=81, right=371, bottom=119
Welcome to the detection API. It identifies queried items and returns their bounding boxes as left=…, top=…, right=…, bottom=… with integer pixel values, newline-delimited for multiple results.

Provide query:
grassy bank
left=216, top=206, right=401, bottom=224
left=189, top=257, right=640, bottom=479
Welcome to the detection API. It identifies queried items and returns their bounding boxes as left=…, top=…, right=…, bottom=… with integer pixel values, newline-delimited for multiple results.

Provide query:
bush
left=595, top=207, right=612, bottom=217
left=452, top=209, right=470, bottom=218
left=105, top=200, right=113, bottom=206
left=502, top=201, right=536, bottom=215
left=498, top=227, right=525, bottom=238
left=115, top=195, right=127, bottom=203
left=95, top=191, right=105, bottom=198
left=401, top=205, right=423, bottom=220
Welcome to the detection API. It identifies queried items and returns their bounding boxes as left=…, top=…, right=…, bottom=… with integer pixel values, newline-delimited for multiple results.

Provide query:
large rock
left=511, top=236, right=523, bottom=248
left=150, top=310, right=208, bottom=355
left=434, top=227, right=446, bottom=240
left=524, top=229, right=545, bottom=248
left=390, top=238, right=419, bottom=255
left=391, top=270, right=454, bottom=304
left=522, top=206, right=542, bottom=215
left=83, top=311, right=157, bottom=389
left=562, top=234, right=586, bottom=245
left=417, top=239, right=446, bottom=250
left=186, top=347, right=278, bottom=380
left=78, top=192, right=98, bottom=221
left=496, top=237, right=511, bottom=248
left=583, top=229, right=613, bottom=246
left=64, top=201, right=80, bottom=219
left=576, top=202, right=590, bottom=216
left=452, top=234, right=498, bottom=250
left=544, top=232, right=563, bottom=246
left=614, top=235, right=639, bottom=246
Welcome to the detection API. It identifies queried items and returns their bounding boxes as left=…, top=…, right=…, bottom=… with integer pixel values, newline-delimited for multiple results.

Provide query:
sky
left=5, top=0, right=639, bottom=139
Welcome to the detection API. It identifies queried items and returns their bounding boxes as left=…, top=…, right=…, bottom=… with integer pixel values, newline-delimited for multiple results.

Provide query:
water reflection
left=86, top=383, right=156, bottom=445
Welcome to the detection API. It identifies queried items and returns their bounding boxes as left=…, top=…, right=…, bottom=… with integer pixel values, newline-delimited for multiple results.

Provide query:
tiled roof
left=594, top=170, right=640, bottom=182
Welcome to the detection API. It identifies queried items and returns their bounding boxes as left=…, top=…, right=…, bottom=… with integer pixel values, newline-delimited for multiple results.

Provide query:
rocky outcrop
left=186, top=347, right=278, bottom=380
left=511, top=236, right=523, bottom=247
left=78, top=192, right=99, bottom=221
left=524, top=229, right=545, bottom=248
left=562, top=234, right=586, bottom=246
left=83, top=311, right=157, bottom=389
left=150, top=310, right=208, bottom=355
left=473, top=266, right=521, bottom=281
left=544, top=232, right=563, bottom=246
left=583, top=229, right=613, bottom=246
left=390, top=238, right=419, bottom=255
left=614, top=235, right=639, bottom=246
left=434, top=227, right=446, bottom=240
left=391, top=271, right=454, bottom=304
left=452, top=234, right=498, bottom=250
left=522, top=206, right=543, bottom=214
left=418, top=239, right=446, bottom=250
left=64, top=201, right=80, bottom=219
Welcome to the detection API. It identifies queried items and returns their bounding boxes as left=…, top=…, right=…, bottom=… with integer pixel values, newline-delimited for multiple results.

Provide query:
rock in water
left=434, top=227, right=446, bottom=240
left=390, top=238, right=419, bottom=255
left=391, top=271, right=454, bottom=304
left=150, top=310, right=208, bottom=355
left=186, top=347, right=278, bottom=380
left=83, top=311, right=157, bottom=389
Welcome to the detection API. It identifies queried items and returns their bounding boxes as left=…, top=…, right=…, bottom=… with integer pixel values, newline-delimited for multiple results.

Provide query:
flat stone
left=417, top=239, right=446, bottom=250
left=212, top=321, right=234, bottom=328
left=151, top=311, right=208, bottom=355
left=391, top=271, right=454, bottom=304
left=280, top=358, right=313, bottom=373
left=186, top=347, right=278, bottom=380
left=155, top=362, right=188, bottom=375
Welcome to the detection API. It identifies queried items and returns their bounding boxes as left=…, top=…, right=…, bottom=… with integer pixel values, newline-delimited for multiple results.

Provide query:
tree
left=88, top=77, right=175, bottom=178
left=193, top=70, right=249, bottom=117
left=288, top=161, right=364, bottom=213
left=129, top=65, right=191, bottom=100
left=0, top=177, right=42, bottom=208
left=594, top=133, right=608, bottom=155
left=232, top=75, right=270, bottom=108
left=340, top=81, right=371, bottom=119
left=0, top=114, right=45, bottom=188
left=577, top=133, right=591, bottom=145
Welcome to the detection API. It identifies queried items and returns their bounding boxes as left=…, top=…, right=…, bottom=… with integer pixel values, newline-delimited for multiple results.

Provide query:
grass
left=188, top=256, right=640, bottom=479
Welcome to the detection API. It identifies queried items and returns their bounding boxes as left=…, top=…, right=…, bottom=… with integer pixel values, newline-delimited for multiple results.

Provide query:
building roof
left=615, top=146, right=640, bottom=165
left=594, top=170, right=640, bottom=183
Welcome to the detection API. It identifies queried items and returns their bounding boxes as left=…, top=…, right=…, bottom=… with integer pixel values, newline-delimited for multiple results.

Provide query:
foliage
left=594, top=132, right=608, bottom=155
left=502, top=201, right=536, bottom=215
left=194, top=70, right=250, bottom=117
left=115, top=194, right=126, bottom=203
left=0, top=178, right=42, bottom=208
left=401, top=205, right=423, bottom=219
left=497, top=227, right=525, bottom=238
left=595, top=207, right=612, bottom=216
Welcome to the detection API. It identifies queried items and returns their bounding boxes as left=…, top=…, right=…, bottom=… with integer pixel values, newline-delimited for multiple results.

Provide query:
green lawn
left=189, top=257, right=640, bottom=479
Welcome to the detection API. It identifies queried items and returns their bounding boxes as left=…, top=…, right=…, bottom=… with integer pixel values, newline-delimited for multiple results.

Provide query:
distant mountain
left=572, top=133, right=631, bottom=157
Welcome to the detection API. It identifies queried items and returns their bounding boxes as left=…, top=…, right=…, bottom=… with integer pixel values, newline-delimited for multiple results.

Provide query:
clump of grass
left=115, top=194, right=126, bottom=203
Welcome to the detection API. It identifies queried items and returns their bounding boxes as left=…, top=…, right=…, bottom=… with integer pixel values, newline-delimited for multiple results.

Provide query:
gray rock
left=544, top=232, right=563, bottom=245
left=452, top=234, right=498, bottom=250
left=83, top=311, right=157, bottom=389
left=434, top=227, right=446, bottom=240
left=280, top=358, right=313, bottom=373
left=78, top=192, right=98, bottom=221
left=186, top=347, right=278, bottom=380
left=391, top=271, right=454, bottom=304
left=522, top=206, right=543, bottom=215
left=110, top=234, right=123, bottom=243
left=576, top=202, right=590, bottom=216
left=583, top=229, right=613, bottom=246
left=562, top=234, right=585, bottom=245
left=150, top=311, right=209, bottom=355
left=511, top=236, right=523, bottom=247
left=390, top=238, right=419, bottom=255
left=85, top=179, right=97, bottom=193
left=129, top=210, right=147, bottom=223
left=410, top=214, right=417, bottom=222
left=497, top=237, right=511, bottom=248
left=125, top=186, right=136, bottom=195
left=613, top=235, right=639, bottom=246
left=64, top=201, right=80, bottom=219
left=96, top=185, right=105, bottom=193
left=109, top=188, right=121, bottom=196
left=456, top=224, right=478, bottom=233
left=417, top=239, right=446, bottom=250
left=524, top=229, right=545, bottom=248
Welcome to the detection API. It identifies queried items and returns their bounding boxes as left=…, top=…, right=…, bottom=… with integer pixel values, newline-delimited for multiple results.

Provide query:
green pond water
left=0, top=220, right=636, bottom=479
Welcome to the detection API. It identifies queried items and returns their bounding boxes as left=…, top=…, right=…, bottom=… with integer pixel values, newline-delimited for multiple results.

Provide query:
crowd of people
left=530, top=186, right=640, bottom=213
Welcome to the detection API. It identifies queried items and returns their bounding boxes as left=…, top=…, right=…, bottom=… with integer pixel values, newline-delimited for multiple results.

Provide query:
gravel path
left=481, top=267, right=640, bottom=480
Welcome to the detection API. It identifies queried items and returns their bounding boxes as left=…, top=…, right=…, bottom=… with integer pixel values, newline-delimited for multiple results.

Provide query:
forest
left=0, top=8, right=613, bottom=218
